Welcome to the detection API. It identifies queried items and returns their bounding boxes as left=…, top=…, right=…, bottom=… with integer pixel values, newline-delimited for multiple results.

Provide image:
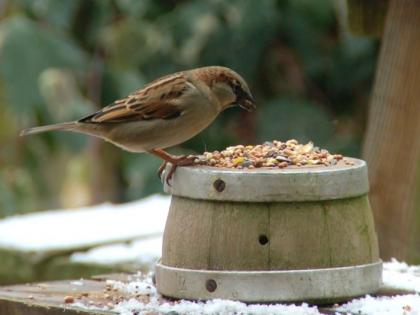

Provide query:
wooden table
left=0, top=274, right=142, bottom=315
left=0, top=279, right=110, bottom=315
left=0, top=273, right=414, bottom=315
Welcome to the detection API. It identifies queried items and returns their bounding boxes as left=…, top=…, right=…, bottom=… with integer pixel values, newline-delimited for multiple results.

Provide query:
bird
left=21, top=66, right=256, bottom=182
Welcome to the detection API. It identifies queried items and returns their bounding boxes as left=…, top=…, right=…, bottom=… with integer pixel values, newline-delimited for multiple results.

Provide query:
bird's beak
left=239, top=95, right=256, bottom=112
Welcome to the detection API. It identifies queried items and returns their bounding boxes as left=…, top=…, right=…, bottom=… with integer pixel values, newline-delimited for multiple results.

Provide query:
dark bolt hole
left=205, top=279, right=217, bottom=292
left=259, top=234, right=269, bottom=245
left=213, top=179, right=225, bottom=192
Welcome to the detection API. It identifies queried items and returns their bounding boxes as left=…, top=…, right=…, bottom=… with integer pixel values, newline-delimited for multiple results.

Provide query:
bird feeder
left=155, top=158, right=382, bottom=303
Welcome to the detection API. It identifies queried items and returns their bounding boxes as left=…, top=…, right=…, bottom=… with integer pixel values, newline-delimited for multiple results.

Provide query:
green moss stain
left=322, top=203, right=334, bottom=267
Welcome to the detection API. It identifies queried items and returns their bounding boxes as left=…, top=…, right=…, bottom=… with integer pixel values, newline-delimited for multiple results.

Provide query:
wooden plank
left=162, top=196, right=213, bottom=269
left=269, top=201, right=331, bottom=269
left=362, top=0, right=420, bottom=262
left=0, top=299, right=96, bottom=315
left=163, top=195, right=378, bottom=272
left=0, top=280, right=112, bottom=315
left=269, top=196, right=378, bottom=270
left=324, top=196, right=379, bottom=266
left=0, top=274, right=416, bottom=314
left=208, top=201, right=269, bottom=270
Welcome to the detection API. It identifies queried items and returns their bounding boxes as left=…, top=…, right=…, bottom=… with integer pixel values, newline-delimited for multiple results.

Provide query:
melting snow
left=70, top=259, right=420, bottom=315
left=70, top=236, right=162, bottom=266
left=336, top=294, right=420, bottom=315
left=383, top=258, right=420, bottom=292
left=104, top=276, right=320, bottom=315
left=106, top=277, right=156, bottom=296
left=113, top=299, right=321, bottom=315
left=70, top=280, right=84, bottom=286
left=0, top=194, right=170, bottom=251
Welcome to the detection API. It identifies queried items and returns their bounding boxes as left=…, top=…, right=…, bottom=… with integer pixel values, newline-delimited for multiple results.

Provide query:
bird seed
left=192, top=140, right=346, bottom=169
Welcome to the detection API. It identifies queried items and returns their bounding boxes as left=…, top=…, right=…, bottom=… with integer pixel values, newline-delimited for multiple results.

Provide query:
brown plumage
left=21, top=66, right=256, bottom=182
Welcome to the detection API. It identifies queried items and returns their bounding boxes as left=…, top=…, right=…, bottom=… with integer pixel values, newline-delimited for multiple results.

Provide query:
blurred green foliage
left=0, top=0, right=378, bottom=216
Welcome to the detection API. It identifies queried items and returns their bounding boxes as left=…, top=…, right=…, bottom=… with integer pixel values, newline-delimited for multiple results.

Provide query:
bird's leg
left=150, top=149, right=196, bottom=184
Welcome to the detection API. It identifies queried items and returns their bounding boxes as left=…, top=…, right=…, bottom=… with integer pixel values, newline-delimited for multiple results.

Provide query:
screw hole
left=205, top=279, right=217, bottom=292
left=259, top=234, right=269, bottom=245
left=213, top=179, right=225, bottom=192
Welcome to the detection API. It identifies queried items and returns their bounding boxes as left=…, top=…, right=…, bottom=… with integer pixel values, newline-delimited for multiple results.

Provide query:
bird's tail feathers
left=20, top=122, right=76, bottom=136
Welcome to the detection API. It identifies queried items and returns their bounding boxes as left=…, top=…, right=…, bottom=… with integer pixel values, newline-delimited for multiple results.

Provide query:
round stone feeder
left=155, top=158, right=382, bottom=303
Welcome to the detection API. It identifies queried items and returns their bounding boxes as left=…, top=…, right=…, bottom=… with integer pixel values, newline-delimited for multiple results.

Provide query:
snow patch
left=71, top=260, right=420, bottom=315
left=102, top=273, right=321, bottom=315
left=0, top=194, right=170, bottom=251
left=70, top=236, right=162, bottom=266
left=106, top=277, right=156, bottom=296
left=70, top=280, right=84, bottom=286
left=336, top=294, right=420, bottom=315
left=383, top=259, right=420, bottom=292
left=113, top=298, right=321, bottom=315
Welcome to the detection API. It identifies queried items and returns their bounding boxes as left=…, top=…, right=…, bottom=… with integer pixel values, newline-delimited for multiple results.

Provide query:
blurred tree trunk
left=363, top=0, right=420, bottom=262
left=88, top=139, right=124, bottom=204
left=87, top=52, right=124, bottom=205
left=346, top=0, right=388, bottom=37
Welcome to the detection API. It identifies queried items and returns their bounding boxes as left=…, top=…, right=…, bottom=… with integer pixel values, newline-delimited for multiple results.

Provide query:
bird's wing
left=80, top=72, right=194, bottom=123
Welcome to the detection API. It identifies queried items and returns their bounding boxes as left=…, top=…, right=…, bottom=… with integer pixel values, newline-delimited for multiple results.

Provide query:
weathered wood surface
left=0, top=279, right=112, bottom=315
left=0, top=274, right=415, bottom=315
left=163, top=195, right=379, bottom=270
left=160, top=160, right=381, bottom=302
left=164, top=159, right=369, bottom=202
left=362, top=0, right=420, bottom=262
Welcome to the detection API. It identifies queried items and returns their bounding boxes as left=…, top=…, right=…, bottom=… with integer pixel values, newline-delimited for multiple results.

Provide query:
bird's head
left=196, top=66, right=256, bottom=112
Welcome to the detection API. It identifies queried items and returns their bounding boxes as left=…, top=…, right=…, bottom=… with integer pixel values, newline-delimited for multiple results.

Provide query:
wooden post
left=363, top=0, right=420, bottom=261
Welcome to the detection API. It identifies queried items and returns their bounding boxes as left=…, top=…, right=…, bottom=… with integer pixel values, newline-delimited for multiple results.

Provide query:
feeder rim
left=163, top=157, right=369, bottom=202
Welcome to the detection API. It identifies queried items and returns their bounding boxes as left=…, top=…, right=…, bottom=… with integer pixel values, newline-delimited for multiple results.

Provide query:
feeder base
left=155, top=261, right=382, bottom=303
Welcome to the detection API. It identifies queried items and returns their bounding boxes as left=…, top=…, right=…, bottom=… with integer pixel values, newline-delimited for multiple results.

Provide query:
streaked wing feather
left=80, top=72, right=189, bottom=123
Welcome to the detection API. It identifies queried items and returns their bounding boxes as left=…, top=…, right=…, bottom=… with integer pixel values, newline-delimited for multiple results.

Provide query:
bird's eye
left=229, top=79, right=239, bottom=89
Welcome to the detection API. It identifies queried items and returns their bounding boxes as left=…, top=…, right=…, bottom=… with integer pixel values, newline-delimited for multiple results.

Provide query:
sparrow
left=21, top=66, right=256, bottom=182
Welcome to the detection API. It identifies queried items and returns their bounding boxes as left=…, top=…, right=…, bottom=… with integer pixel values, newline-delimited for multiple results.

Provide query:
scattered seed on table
left=64, top=295, right=74, bottom=303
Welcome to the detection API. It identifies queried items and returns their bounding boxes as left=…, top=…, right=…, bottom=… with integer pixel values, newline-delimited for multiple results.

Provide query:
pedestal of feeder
left=155, top=158, right=382, bottom=303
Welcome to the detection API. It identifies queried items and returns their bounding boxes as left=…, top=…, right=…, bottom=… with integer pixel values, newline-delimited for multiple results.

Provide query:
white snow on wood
left=70, top=280, right=84, bottom=286
left=70, top=237, right=162, bottom=266
left=71, top=273, right=321, bottom=315
left=383, top=259, right=420, bottom=292
left=105, top=268, right=420, bottom=315
left=106, top=276, right=320, bottom=315
left=106, top=277, right=156, bottom=296
left=336, top=294, right=420, bottom=315
left=68, top=257, right=420, bottom=314
left=113, top=298, right=321, bottom=315
left=0, top=194, right=170, bottom=251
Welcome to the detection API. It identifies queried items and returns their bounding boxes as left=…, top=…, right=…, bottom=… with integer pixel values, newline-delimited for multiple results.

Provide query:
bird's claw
left=157, top=155, right=196, bottom=186
left=157, top=161, right=168, bottom=180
